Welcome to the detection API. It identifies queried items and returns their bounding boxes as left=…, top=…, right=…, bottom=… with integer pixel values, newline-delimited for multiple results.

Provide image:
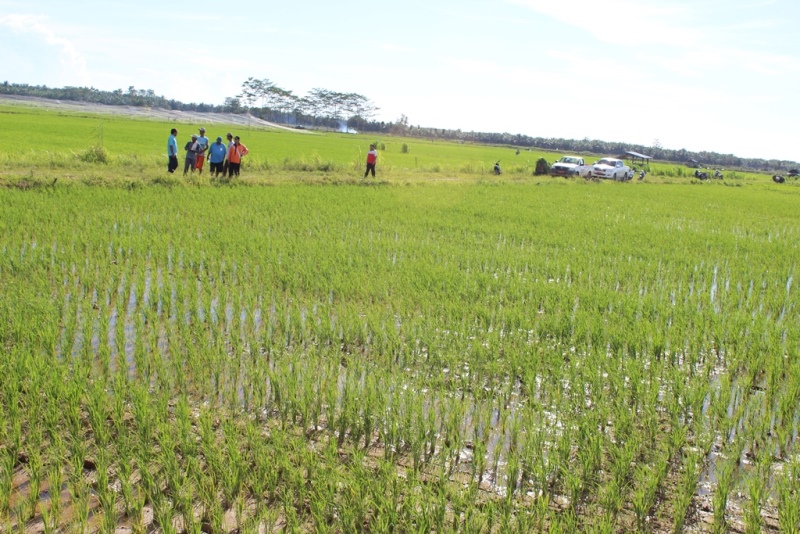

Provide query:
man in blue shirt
left=167, top=128, right=178, bottom=173
left=208, top=136, right=227, bottom=178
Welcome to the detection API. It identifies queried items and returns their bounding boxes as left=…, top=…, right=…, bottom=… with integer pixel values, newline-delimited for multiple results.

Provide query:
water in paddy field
left=39, top=245, right=799, bottom=530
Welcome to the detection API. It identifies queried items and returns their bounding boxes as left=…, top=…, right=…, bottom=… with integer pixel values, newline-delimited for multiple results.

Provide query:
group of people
left=167, top=127, right=249, bottom=178
left=167, top=128, right=380, bottom=179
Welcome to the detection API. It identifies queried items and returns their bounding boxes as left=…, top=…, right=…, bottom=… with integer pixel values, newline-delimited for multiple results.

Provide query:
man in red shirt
left=364, top=144, right=378, bottom=178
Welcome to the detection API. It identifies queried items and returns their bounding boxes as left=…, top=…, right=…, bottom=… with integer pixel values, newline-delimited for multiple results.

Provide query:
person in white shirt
left=195, top=127, right=210, bottom=174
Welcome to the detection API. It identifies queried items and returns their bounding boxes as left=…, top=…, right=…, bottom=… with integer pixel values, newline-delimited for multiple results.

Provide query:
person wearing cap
left=227, top=136, right=249, bottom=178
left=222, top=132, right=234, bottom=175
left=167, top=128, right=179, bottom=173
left=183, top=134, right=200, bottom=175
left=195, top=127, right=210, bottom=174
left=208, top=136, right=227, bottom=178
left=364, top=143, right=378, bottom=178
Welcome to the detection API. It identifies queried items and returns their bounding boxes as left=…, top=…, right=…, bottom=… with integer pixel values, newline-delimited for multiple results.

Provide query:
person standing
left=167, top=128, right=179, bottom=173
left=208, top=136, right=227, bottom=178
left=195, top=127, right=209, bottom=174
left=184, top=134, right=200, bottom=175
left=364, top=143, right=378, bottom=178
left=227, top=136, right=249, bottom=178
left=222, top=132, right=234, bottom=175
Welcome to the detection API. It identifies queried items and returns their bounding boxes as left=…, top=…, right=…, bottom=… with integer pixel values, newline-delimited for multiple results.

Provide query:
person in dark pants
left=184, top=134, right=200, bottom=175
left=227, top=136, right=248, bottom=177
left=222, top=132, right=234, bottom=175
left=167, top=128, right=179, bottom=173
left=364, top=144, right=378, bottom=178
left=208, top=136, right=227, bottom=178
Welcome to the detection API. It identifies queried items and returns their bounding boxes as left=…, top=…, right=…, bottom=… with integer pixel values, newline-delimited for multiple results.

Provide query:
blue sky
left=1, top=0, right=798, bottom=161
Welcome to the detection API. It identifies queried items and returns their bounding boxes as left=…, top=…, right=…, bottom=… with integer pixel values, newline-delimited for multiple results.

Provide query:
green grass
left=0, top=103, right=776, bottom=184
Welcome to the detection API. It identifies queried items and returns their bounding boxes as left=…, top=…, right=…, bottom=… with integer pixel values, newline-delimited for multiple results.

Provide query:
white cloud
left=0, top=14, right=89, bottom=82
left=508, top=0, right=698, bottom=46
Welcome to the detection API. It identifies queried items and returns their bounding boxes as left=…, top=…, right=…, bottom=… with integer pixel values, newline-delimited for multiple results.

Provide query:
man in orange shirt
left=227, top=136, right=249, bottom=177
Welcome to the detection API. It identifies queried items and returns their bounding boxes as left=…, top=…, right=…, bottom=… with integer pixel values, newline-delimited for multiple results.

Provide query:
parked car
left=591, top=158, right=633, bottom=180
left=550, top=156, right=592, bottom=178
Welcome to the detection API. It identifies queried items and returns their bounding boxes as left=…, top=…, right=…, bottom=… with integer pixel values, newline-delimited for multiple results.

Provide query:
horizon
left=1, top=0, right=798, bottom=161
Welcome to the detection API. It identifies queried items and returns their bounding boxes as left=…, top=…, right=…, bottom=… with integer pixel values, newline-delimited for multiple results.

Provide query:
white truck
left=590, top=158, right=633, bottom=181
left=550, top=156, right=593, bottom=178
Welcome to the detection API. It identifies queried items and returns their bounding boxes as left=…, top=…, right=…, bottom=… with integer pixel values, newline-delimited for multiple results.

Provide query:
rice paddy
left=1, top=104, right=799, bottom=533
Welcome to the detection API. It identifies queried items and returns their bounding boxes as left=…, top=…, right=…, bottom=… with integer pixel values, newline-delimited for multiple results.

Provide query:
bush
left=401, top=143, right=409, bottom=154
left=79, top=145, right=109, bottom=164
left=534, top=158, right=550, bottom=176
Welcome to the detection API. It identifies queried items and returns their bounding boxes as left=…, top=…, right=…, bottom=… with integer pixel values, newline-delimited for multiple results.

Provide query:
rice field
left=1, top=178, right=799, bottom=533
left=0, top=102, right=770, bottom=185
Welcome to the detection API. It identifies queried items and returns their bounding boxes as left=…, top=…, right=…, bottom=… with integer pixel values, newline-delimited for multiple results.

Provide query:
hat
left=191, top=134, right=198, bottom=139
left=216, top=136, right=223, bottom=142
left=199, top=127, right=206, bottom=132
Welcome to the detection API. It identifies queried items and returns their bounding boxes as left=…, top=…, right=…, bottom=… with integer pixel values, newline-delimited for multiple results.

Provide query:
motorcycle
left=493, top=161, right=502, bottom=175
left=638, top=170, right=646, bottom=180
left=694, top=169, right=709, bottom=180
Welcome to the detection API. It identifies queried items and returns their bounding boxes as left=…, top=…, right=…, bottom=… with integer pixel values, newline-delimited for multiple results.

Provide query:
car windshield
left=560, top=157, right=580, bottom=164
left=597, top=159, right=616, bottom=166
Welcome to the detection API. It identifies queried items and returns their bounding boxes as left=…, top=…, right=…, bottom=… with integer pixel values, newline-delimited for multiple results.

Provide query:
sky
left=1, top=0, right=798, bottom=161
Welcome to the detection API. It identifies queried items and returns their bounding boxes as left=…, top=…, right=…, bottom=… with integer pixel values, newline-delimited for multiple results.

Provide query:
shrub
left=79, top=145, right=109, bottom=164
left=401, top=144, right=409, bottom=154
left=534, top=158, right=550, bottom=176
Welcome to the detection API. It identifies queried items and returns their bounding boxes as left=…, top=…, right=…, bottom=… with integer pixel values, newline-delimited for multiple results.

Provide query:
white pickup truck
left=590, top=158, right=633, bottom=181
left=550, top=156, right=592, bottom=178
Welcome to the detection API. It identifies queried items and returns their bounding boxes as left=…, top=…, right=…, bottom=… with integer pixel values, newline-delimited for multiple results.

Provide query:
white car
left=550, top=156, right=592, bottom=178
left=591, top=158, right=633, bottom=180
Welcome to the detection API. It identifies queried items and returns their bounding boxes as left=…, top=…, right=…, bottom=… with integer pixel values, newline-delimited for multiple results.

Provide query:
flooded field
left=1, top=183, right=799, bottom=532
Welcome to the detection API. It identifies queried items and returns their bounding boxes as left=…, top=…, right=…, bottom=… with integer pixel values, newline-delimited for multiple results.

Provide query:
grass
left=1, top=102, right=799, bottom=532
left=0, top=102, right=777, bottom=185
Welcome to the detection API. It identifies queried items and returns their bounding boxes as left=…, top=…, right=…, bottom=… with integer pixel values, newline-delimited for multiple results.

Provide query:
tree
left=391, top=114, right=409, bottom=134
left=223, top=97, right=243, bottom=113
left=238, top=77, right=260, bottom=109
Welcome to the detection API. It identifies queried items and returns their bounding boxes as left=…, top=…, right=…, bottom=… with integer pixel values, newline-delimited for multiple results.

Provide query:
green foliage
left=534, top=157, right=550, bottom=175
left=78, top=144, right=109, bottom=164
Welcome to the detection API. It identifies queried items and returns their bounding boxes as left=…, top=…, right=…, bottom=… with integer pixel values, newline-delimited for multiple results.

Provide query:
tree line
left=1, top=80, right=796, bottom=171
left=0, top=81, right=225, bottom=112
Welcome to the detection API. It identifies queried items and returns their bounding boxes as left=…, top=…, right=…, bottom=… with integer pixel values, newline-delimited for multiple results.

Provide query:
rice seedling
left=2, top=174, right=799, bottom=531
